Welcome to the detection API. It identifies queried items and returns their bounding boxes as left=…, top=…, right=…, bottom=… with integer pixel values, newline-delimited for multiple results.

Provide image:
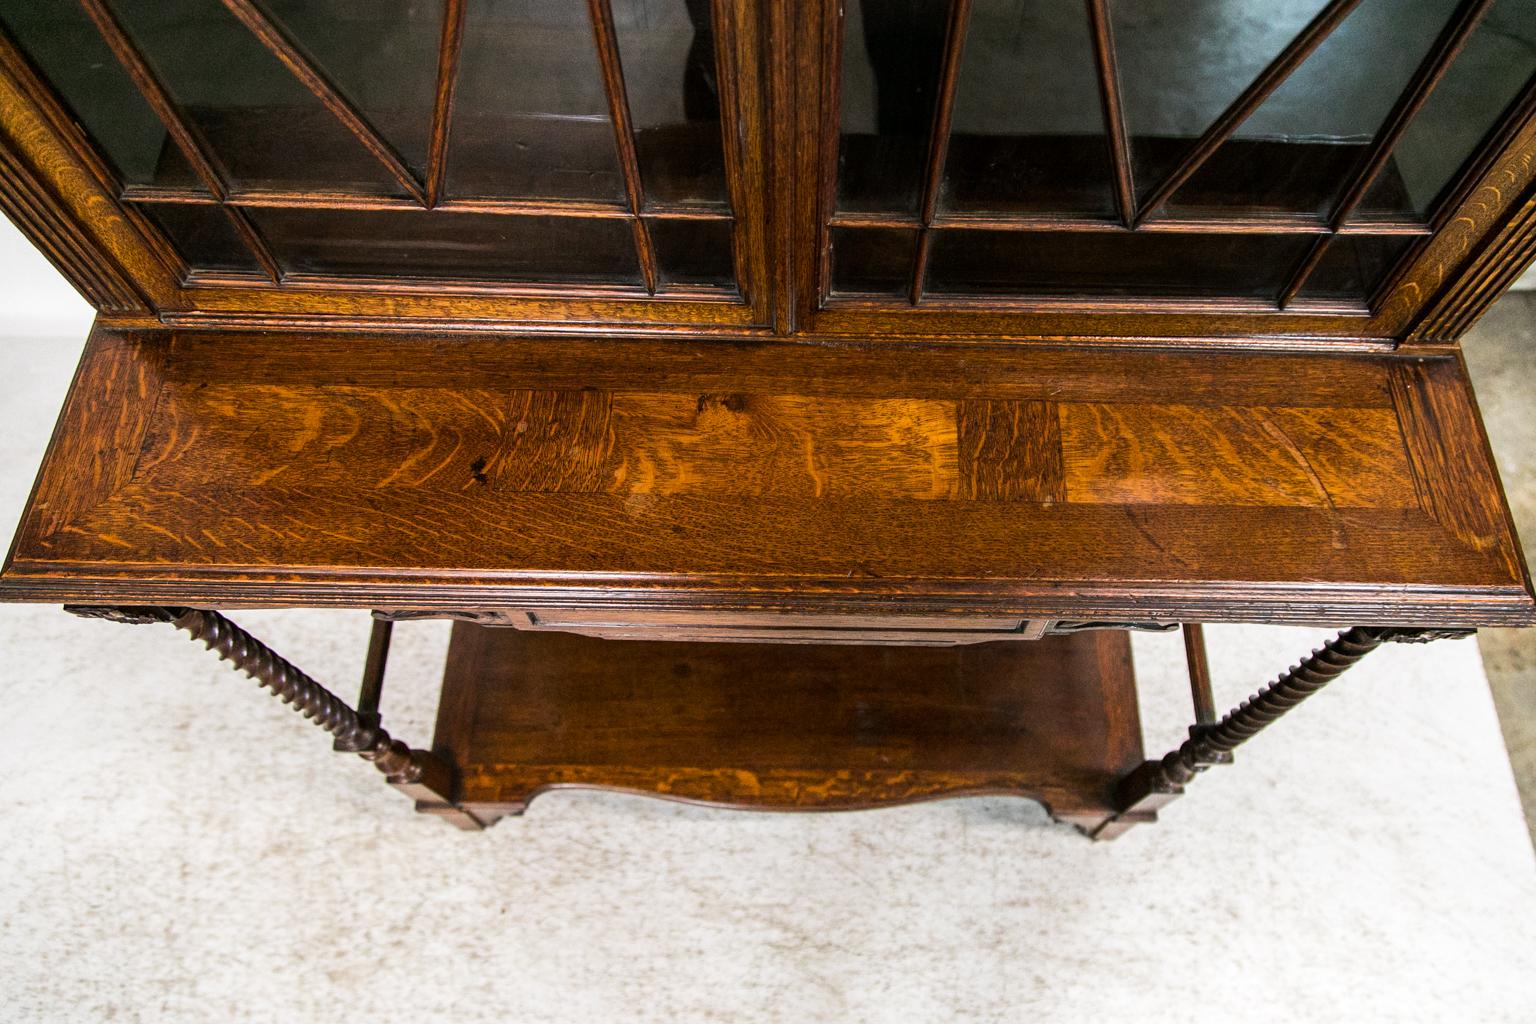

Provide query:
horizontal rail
left=120, top=185, right=733, bottom=221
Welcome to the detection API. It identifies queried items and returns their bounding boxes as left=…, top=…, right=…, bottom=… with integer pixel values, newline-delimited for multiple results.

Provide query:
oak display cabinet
left=2, top=0, right=1534, bottom=838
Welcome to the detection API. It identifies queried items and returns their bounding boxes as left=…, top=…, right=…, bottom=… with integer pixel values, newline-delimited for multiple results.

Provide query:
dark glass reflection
left=448, top=0, right=625, bottom=202
left=838, top=0, right=950, bottom=214
left=0, top=1, right=195, bottom=188
left=1163, top=0, right=1459, bottom=219
left=1293, top=234, right=1417, bottom=303
left=249, top=208, right=642, bottom=284
left=649, top=218, right=736, bottom=288
left=925, top=230, right=1315, bottom=299
left=260, top=0, right=444, bottom=182
left=108, top=0, right=409, bottom=194
left=941, top=0, right=1114, bottom=216
left=1360, top=0, right=1536, bottom=222
left=614, top=0, right=728, bottom=207
left=133, top=202, right=262, bottom=274
left=1111, top=0, right=1331, bottom=211
left=830, top=227, right=918, bottom=295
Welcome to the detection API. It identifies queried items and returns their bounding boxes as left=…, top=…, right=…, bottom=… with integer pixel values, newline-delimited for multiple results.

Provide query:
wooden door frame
left=0, top=2, right=779, bottom=335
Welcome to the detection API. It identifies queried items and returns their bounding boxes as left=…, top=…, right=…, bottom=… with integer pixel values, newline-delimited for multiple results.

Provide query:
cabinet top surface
left=3, top=325, right=1529, bottom=627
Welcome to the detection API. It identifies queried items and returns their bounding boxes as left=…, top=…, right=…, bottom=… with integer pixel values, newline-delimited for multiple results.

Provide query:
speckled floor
left=1463, top=293, right=1536, bottom=848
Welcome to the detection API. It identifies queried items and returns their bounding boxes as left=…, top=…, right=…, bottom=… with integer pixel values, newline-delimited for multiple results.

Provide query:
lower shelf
left=431, top=623, right=1146, bottom=829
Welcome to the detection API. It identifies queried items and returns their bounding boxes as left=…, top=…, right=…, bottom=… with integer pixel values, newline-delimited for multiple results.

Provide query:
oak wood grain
left=160, top=330, right=1396, bottom=407
left=957, top=399, right=1064, bottom=502
left=28, top=489, right=1517, bottom=613
left=136, top=384, right=507, bottom=490
left=11, top=326, right=165, bottom=542
left=0, top=49, right=182, bottom=307
left=490, top=390, right=615, bottom=492
left=607, top=392, right=958, bottom=499
left=1409, top=180, right=1536, bottom=343
left=1060, top=404, right=1412, bottom=508
left=1390, top=358, right=1514, bottom=559
left=0, top=133, right=145, bottom=312
left=1380, top=114, right=1536, bottom=337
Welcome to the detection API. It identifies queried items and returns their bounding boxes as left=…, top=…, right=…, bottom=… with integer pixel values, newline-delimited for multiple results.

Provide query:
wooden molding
left=1408, top=181, right=1536, bottom=342
left=0, top=132, right=146, bottom=313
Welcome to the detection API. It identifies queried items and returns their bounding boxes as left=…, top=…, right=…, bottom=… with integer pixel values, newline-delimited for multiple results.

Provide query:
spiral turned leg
left=65, top=604, right=473, bottom=825
left=1092, top=625, right=1474, bottom=840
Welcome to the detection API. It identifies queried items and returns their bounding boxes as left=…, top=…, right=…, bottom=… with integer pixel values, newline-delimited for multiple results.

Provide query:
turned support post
left=1096, top=625, right=1475, bottom=840
left=64, top=604, right=468, bottom=821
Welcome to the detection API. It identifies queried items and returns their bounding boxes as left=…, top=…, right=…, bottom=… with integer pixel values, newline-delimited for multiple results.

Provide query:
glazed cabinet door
left=799, top=0, right=1536, bottom=340
left=0, top=0, right=772, bottom=328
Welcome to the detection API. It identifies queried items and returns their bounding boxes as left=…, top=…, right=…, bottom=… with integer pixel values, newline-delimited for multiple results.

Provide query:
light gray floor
left=1463, top=293, right=1536, bottom=847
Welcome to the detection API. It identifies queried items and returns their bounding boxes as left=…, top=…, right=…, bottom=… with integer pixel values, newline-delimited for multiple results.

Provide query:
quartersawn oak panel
left=129, top=383, right=1407, bottom=512
left=490, top=389, right=614, bottom=492
left=136, top=383, right=508, bottom=489
left=1389, top=357, right=1517, bottom=561
left=606, top=392, right=959, bottom=499
left=131, top=390, right=1409, bottom=511
left=3, top=327, right=1531, bottom=626
left=1060, top=404, right=1414, bottom=508
left=134, top=385, right=969, bottom=500
left=958, top=399, right=1064, bottom=502
left=13, top=325, right=165, bottom=539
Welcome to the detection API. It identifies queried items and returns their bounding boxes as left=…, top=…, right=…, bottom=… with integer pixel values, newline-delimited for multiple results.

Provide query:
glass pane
left=941, top=0, right=1112, bottom=216
left=0, top=1, right=197, bottom=188
left=614, top=0, right=728, bottom=207
left=1113, top=0, right=1332, bottom=210
left=448, top=0, right=625, bottom=202
left=1360, top=0, right=1536, bottom=221
left=837, top=0, right=950, bottom=214
left=924, top=230, right=1315, bottom=299
left=259, top=0, right=443, bottom=181
left=133, top=202, right=262, bottom=274
left=649, top=218, right=735, bottom=288
left=1293, top=234, right=1417, bottom=303
left=249, top=209, right=642, bottom=284
left=830, top=227, right=917, bottom=296
left=1165, top=0, right=1459, bottom=219
left=108, top=0, right=408, bottom=194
